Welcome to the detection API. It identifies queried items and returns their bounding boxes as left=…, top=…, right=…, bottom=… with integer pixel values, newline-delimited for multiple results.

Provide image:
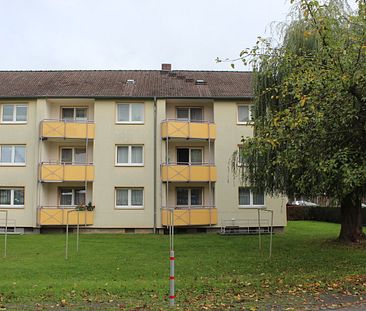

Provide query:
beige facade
left=0, top=69, right=287, bottom=232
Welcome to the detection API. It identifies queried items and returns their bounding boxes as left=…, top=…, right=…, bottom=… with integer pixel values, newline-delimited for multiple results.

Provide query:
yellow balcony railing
left=41, top=120, right=95, bottom=139
left=38, top=207, right=94, bottom=225
left=161, top=119, right=216, bottom=140
left=40, top=163, right=94, bottom=182
left=161, top=206, right=217, bottom=226
left=161, top=163, right=216, bottom=182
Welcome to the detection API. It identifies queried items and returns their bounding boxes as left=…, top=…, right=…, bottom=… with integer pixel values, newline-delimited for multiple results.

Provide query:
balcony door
left=59, top=188, right=86, bottom=206
left=177, top=148, right=202, bottom=165
left=176, top=107, right=203, bottom=122
left=61, top=147, right=86, bottom=164
left=176, top=188, right=203, bottom=207
left=61, top=107, right=87, bottom=121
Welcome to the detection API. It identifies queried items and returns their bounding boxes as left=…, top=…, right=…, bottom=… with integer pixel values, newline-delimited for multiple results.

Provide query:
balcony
left=40, top=163, right=94, bottom=182
left=41, top=120, right=95, bottom=139
left=38, top=207, right=94, bottom=225
left=161, top=119, right=216, bottom=140
left=161, top=207, right=217, bottom=226
left=161, top=163, right=216, bottom=182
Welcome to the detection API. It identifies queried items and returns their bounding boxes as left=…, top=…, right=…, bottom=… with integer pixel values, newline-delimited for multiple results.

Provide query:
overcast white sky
left=0, top=0, right=357, bottom=71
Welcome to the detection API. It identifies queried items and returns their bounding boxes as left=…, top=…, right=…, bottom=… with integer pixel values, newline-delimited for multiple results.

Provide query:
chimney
left=161, top=63, right=172, bottom=71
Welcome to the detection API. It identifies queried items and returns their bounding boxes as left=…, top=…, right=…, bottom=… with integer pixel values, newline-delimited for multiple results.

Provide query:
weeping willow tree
left=234, top=0, right=366, bottom=242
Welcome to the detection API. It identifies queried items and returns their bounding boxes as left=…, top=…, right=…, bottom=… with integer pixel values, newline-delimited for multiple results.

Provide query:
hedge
left=287, top=205, right=366, bottom=224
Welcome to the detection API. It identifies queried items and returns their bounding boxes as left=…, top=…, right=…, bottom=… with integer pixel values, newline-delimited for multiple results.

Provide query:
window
left=176, top=148, right=203, bottom=165
left=59, top=188, right=85, bottom=206
left=1, top=104, right=28, bottom=123
left=237, top=105, right=252, bottom=123
left=116, top=145, right=143, bottom=166
left=60, top=147, right=87, bottom=164
left=61, top=107, right=88, bottom=121
left=115, top=188, right=144, bottom=208
left=0, top=145, right=26, bottom=165
left=238, top=146, right=245, bottom=166
left=238, top=187, right=265, bottom=207
left=0, top=188, right=24, bottom=207
left=117, top=103, right=144, bottom=123
left=176, top=188, right=203, bottom=207
left=176, top=107, right=203, bottom=122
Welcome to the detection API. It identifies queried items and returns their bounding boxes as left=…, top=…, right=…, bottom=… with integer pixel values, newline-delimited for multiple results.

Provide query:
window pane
left=176, top=188, right=189, bottom=205
left=2, top=105, right=14, bottom=122
left=117, top=104, right=129, bottom=122
left=238, top=147, right=244, bottom=165
left=60, top=189, right=73, bottom=205
left=117, top=147, right=129, bottom=164
left=190, top=188, right=202, bottom=205
left=131, top=104, right=144, bottom=122
left=190, top=149, right=202, bottom=164
left=16, top=106, right=27, bottom=122
left=238, top=106, right=249, bottom=122
left=190, top=108, right=203, bottom=121
left=75, top=189, right=86, bottom=205
left=116, top=189, right=128, bottom=206
left=61, top=149, right=73, bottom=164
left=253, top=190, right=264, bottom=205
left=176, top=108, right=189, bottom=120
left=74, top=148, right=86, bottom=164
left=131, top=189, right=143, bottom=206
left=0, top=146, right=12, bottom=163
left=0, top=189, right=11, bottom=205
left=14, top=146, right=25, bottom=164
left=62, top=108, right=74, bottom=120
left=239, top=187, right=250, bottom=205
left=177, top=148, right=189, bottom=164
left=14, top=189, right=24, bottom=205
left=75, top=108, right=87, bottom=120
left=131, top=146, right=143, bottom=164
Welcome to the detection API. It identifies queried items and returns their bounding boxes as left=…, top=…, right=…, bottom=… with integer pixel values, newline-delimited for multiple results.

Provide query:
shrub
left=287, top=205, right=366, bottom=225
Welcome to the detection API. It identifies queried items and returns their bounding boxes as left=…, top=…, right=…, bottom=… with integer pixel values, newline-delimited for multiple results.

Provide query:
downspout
left=153, top=96, right=157, bottom=233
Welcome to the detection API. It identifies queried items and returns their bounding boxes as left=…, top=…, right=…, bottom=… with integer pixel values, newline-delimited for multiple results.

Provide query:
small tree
left=234, top=0, right=366, bottom=242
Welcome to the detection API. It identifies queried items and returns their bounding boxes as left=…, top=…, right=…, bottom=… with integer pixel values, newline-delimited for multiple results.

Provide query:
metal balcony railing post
left=0, top=211, right=8, bottom=257
left=258, top=209, right=262, bottom=252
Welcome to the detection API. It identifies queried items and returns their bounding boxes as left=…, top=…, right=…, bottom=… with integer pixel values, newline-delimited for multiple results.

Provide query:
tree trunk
left=338, top=191, right=365, bottom=242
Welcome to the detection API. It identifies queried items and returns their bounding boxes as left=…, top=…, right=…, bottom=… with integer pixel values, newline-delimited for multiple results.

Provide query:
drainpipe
left=153, top=96, right=157, bottom=233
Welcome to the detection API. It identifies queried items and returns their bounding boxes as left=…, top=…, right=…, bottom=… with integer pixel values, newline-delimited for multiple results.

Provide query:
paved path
left=327, top=305, right=366, bottom=311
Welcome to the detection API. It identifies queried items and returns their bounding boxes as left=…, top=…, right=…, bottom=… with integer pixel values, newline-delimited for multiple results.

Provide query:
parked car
left=287, top=200, right=318, bottom=207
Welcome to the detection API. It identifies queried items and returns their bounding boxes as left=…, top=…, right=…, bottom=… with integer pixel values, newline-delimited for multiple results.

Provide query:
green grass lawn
left=0, top=221, right=365, bottom=310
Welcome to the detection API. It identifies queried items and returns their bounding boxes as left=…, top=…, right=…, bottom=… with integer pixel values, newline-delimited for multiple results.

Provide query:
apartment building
left=0, top=65, right=287, bottom=233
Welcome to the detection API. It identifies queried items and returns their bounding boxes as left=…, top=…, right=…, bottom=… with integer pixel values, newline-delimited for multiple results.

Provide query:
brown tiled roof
left=0, top=70, right=253, bottom=98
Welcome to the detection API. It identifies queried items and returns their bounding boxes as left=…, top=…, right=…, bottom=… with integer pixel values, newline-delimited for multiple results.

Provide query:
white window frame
left=0, top=145, right=26, bottom=166
left=0, top=187, right=25, bottom=208
left=0, top=104, right=28, bottom=124
left=237, top=146, right=245, bottom=167
left=176, top=187, right=203, bottom=207
left=61, top=107, right=88, bottom=121
left=237, top=104, right=253, bottom=124
left=176, top=107, right=204, bottom=122
left=176, top=147, right=204, bottom=165
left=115, top=145, right=144, bottom=166
left=60, top=147, right=87, bottom=164
left=116, top=103, right=144, bottom=124
left=115, top=187, right=144, bottom=209
left=238, top=187, right=265, bottom=208
left=59, top=188, right=86, bottom=207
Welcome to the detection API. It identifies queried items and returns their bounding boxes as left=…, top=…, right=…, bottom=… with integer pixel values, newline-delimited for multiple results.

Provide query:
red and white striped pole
left=169, top=249, right=175, bottom=306
left=169, top=209, right=175, bottom=307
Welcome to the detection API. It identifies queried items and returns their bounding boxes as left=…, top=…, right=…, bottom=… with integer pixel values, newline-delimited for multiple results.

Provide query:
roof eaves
left=0, top=95, right=254, bottom=100
left=162, top=96, right=254, bottom=100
